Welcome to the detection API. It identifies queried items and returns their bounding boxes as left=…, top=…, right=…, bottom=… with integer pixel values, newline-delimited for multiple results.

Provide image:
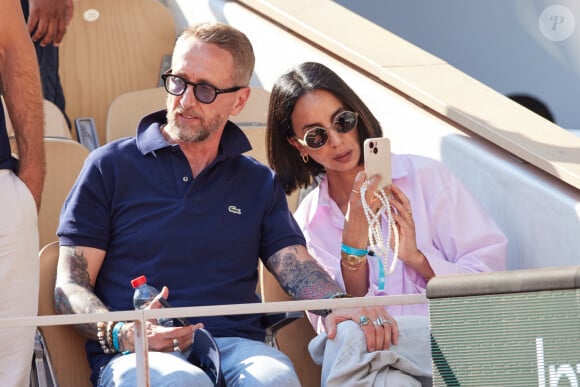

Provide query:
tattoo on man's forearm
left=68, top=247, right=92, bottom=288
left=55, top=247, right=106, bottom=338
left=268, top=246, right=340, bottom=300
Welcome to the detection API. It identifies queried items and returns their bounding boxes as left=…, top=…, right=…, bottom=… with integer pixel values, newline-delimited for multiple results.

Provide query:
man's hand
left=119, top=321, right=204, bottom=353
left=28, top=0, right=74, bottom=46
left=121, top=286, right=205, bottom=353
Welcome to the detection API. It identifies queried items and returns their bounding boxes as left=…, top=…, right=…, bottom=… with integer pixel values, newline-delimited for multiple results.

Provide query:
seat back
left=106, top=87, right=167, bottom=143
left=59, top=0, right=176, bottom=146
left=8, top=137, right=89, bottom=248
left=38, top=241, right=92, bottom=387
left=105, top=86, right=273, bottom=143
left=39, top=138, right=90, bottom=248
left=230, top=87, right=270, bottom=126
left=3, top=96, right=71, bottom=138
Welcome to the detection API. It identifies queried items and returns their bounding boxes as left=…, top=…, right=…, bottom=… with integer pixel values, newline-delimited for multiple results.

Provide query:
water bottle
left=131, top=275, right=173, bottom=327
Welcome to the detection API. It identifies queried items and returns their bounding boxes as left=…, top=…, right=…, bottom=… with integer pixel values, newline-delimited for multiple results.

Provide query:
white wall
left=335, top=0, right=580, bottom=132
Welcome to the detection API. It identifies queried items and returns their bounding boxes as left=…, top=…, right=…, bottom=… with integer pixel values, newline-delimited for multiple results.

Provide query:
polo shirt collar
left=135, top=109, right=252, bottom=156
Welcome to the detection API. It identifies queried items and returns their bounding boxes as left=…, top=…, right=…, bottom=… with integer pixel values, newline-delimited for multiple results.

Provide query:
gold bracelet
left=341, top=259, right=364, bottom=271
left=340, top=250, right=367, bottom=271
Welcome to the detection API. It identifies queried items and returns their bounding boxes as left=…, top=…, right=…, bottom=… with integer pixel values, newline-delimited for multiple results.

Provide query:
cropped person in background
left=55, top=23, right=391, bottom=387
left=21, top=0, right=74, bottom=124
left=0, top=0, right=46, bottom=385
left=266, top=61, right=508, bottom=386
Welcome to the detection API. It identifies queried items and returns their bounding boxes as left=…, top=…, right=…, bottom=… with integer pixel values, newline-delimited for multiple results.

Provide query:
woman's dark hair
left=266, top=62, right=383, bottom=194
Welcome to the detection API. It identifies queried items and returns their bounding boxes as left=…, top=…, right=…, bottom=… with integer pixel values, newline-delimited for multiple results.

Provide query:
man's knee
left=239, top=354, right=300, bottom=387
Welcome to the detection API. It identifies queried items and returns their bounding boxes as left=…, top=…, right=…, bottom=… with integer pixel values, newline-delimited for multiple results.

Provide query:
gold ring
left=172, top=338, right=180, bottom=352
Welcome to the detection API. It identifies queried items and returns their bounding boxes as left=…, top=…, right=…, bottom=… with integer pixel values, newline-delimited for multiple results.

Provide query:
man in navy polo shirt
left=55, top=22, right=391, bottom=387
left=0, top=0, right=46, bottom=385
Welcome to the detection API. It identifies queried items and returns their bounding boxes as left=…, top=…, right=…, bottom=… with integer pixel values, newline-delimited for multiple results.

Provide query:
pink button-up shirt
left=295, top=154, right=507, bottom=333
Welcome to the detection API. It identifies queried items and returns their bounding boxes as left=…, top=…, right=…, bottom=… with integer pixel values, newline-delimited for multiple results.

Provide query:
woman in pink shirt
left=266, top=62, right=507, bottom=386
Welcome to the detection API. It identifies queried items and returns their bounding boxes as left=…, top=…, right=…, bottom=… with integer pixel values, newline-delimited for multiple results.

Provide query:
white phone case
left=363, top=137, right=392, bottom=187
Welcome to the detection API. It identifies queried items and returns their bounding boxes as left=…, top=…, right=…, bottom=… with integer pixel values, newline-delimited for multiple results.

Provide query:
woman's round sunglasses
left=293, top=111, right=358, bottom=149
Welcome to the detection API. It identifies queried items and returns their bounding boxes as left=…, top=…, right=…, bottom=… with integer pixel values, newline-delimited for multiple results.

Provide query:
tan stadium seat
left=106, top=87, right=167, bottom=143
left=39, top=138, right=89, bottom=248
left=38, top=241, right=92, bottom=387
left=59, top=0, right=177, bottom=146
left=3, top=96, right=71, bottom=139
left=106, top=86, right=272, bottom=143
left=8, top=137, right=89, bottom=248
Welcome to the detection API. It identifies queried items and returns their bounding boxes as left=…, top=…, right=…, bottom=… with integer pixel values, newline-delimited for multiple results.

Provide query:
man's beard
left=166, top=109, right=223, bottom=143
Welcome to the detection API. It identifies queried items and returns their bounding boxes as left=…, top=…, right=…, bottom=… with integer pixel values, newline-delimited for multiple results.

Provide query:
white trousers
left=0, top=170, right=39, bottom=387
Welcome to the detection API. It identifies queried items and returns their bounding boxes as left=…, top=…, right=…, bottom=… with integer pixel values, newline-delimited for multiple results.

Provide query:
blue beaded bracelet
left=341, top=243, right=368, bottom=256
left=112, top=321, right=124, bottom=352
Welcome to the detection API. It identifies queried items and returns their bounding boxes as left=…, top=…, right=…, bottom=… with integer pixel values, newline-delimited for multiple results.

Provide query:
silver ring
left=352, top=189, right=360, bottom=194
left=172, top=338, right=180, bottom=352
left=383, top=319, right=393, bottom=326
left=359, top=315, right=370, bottom=326
left=373, top=316, right=385, bottom=326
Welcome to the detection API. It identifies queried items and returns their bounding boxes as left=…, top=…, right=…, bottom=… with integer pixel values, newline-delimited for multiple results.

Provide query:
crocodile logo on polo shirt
left=228, top=205, right=242, bottom=215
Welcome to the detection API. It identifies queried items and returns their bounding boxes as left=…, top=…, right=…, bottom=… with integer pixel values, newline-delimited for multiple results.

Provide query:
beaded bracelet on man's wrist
left=97, top=321, right=116, bottom=354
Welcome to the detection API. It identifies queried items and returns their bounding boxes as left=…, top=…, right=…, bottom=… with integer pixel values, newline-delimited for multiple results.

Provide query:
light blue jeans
left=97, top=336, right=300, bottom=386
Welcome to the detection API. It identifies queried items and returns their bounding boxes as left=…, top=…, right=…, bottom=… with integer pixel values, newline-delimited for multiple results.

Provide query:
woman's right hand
left=343, top=171, right=382, bottom=248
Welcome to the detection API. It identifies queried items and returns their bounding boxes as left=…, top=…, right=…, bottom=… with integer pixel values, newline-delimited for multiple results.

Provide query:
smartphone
left=75, top=117, right=99, bottom=151
left=158, top=297, right=190, bottom=327
left=363, top=137, right=392, bottom=187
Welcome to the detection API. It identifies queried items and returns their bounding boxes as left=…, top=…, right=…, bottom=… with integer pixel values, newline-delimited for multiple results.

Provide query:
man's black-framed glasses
left=293, top=111, right=359, bottom=149
left=161, top=71, right=243, bottom=104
